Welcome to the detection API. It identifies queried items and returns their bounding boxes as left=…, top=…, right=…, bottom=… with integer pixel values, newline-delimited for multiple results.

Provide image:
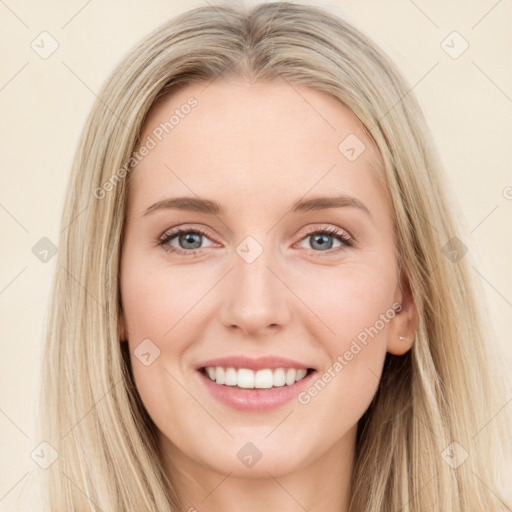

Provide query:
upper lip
left=196, top=355, right=315, bottom=371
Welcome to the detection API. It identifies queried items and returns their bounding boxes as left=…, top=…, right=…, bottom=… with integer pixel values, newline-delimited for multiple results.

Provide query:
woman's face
left=120, top=78, right=415, bottom=481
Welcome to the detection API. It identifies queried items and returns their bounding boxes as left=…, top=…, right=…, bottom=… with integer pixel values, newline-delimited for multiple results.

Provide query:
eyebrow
left=143, top=194, right=371, bottom=218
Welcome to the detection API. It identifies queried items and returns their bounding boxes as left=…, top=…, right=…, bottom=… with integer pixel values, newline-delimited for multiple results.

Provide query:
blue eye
left=297, top=226, right=354, bottom=253
left=158, top=226, right=354, bottom=256
left=159, top=228, right=215, bottom=255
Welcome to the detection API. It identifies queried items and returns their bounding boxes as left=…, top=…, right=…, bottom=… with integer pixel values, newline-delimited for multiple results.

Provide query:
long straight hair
left=37, top=2, right=511, bottom=510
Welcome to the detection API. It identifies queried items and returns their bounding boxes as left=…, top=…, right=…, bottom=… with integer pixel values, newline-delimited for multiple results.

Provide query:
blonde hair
left=37, top=2, right=511, bottom=510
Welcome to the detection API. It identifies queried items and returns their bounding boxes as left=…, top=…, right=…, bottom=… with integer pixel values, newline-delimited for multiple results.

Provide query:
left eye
left=296, top=227, right=354, bottom=252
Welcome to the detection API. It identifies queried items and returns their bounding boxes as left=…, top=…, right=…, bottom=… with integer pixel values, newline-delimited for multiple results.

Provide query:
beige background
left=1, top=0, right=511, bottom=509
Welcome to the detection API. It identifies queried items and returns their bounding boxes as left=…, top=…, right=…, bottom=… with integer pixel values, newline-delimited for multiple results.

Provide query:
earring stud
left=398, top=335, right=410, bottom=342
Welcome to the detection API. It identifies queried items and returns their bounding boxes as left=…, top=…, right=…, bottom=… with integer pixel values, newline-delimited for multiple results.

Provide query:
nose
left=218, top=242, right=291, bottom=337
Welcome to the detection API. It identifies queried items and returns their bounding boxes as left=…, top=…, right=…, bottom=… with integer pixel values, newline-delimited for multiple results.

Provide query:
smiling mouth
left=198, top=366, right=316, bottom=390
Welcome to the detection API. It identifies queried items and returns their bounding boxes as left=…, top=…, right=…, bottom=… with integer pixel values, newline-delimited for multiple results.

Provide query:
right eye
left=158, top=227, right=218, bottom=255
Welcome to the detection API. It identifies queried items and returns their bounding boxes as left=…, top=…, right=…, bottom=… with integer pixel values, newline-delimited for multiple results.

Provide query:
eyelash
left=157, top=225, right=354, bottom=257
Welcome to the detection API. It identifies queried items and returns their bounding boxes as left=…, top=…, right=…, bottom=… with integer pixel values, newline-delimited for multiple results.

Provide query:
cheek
left=291, top=258, right=395, bottom=411
left=120, top=261, right=200, bottom=433
left=120, top=249, right=211, bottom=343
left=292, top=257, right=397, bottom=345
left=119, top=248, right=215, bottom=411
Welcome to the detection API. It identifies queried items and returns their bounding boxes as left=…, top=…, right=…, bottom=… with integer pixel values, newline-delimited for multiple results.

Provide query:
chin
left=195, top=436, right=314, bottom=478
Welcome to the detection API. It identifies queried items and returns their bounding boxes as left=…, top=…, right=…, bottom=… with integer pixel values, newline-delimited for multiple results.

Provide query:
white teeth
left=285, top=368, right=297, bottom=385
left=204, top=366, right=310, bottom=388
left=224, top=367, right=238, bottom=386
left=273, top=368, right=286, bottom=387
left=237, top=368, right=255, bottom=388
left=254, top=369, right=273, bottom=388
left=216, top=367, right=225, bottom=385
left=297, top=368, right=307, bottom=380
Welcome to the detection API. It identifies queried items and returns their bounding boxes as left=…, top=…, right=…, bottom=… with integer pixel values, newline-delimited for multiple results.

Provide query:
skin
left=120, top=78, right=417, bottom=512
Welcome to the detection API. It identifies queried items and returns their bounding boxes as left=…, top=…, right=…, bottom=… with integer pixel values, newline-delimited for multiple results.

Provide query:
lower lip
left=197, top=369, right=316, bottom=412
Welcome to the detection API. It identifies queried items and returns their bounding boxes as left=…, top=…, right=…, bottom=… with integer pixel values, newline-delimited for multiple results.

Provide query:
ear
left=387, top=272, right=418, bottom=356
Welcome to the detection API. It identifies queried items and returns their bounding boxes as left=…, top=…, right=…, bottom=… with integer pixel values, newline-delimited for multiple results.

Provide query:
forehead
left=128, top=78, right=389, bottom=218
